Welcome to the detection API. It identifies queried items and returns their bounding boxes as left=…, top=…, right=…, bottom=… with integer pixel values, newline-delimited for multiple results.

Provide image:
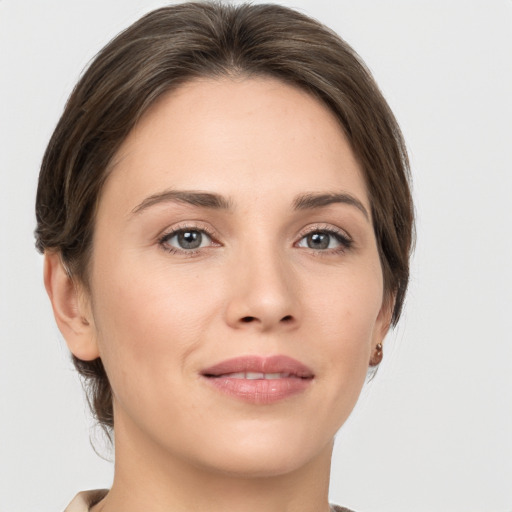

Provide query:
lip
left=201, top=355, right=314, bottom=404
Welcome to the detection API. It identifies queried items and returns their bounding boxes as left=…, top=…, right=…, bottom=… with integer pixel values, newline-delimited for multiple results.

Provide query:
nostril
left=239, top=315, right=293, bottom=324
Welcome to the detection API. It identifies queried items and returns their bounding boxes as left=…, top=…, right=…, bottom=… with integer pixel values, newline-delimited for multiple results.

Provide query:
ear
left=373, top=293, right=394, bottom=345
left=369, top=294, right=394, bottom=366
left=44, top=251, right=100, bottom=361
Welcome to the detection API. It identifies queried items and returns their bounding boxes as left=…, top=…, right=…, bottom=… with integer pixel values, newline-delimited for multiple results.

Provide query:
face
left=84, top=77, right=389, bottom=476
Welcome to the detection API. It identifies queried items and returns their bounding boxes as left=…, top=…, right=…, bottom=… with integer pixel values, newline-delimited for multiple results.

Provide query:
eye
left=297, top=229, right=351, bottom=251
left=160, top=228, right=214, bottom=252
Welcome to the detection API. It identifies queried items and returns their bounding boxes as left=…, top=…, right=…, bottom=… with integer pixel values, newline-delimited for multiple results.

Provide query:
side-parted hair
left=35, top=1, right=414, bottom=432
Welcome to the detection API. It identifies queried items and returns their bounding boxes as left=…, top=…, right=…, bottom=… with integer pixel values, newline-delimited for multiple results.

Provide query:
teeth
left=227, top=372, right=246, bottom=379
left=246, top=372, right=265, bottom=380
left=264, top=372, right=283, bottom=379
left=221, top=372, right=291, bottom=380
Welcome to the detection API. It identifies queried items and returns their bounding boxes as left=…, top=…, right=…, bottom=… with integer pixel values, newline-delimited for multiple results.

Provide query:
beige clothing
left=64, top=490, right=108, bottom=511
left=64, top=490, right=354, bottom=512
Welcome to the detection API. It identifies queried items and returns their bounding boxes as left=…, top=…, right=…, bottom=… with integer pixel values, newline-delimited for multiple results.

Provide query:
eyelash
left=157, top=223, right=353, bottom=256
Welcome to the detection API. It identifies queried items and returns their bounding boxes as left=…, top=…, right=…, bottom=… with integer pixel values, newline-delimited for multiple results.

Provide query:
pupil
left=308, top=232, right=329, bottom=249
left=178, top=231, right=202, bottom=249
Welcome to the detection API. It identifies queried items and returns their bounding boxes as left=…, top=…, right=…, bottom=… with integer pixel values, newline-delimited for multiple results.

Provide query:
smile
left=201, top=355, right=314, bottom=404
left=213, top=372, right=297, bottom=380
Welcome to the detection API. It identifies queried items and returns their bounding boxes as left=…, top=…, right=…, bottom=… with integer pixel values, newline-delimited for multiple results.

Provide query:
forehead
left=103, top=76, right=369, bottom=212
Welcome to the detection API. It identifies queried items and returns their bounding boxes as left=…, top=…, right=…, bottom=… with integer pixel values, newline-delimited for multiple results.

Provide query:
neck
left=95, top=414, right=334, bottom=512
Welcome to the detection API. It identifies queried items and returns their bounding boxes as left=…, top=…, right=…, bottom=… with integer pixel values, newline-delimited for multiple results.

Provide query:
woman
left=35, top=2, right=413, bottom=511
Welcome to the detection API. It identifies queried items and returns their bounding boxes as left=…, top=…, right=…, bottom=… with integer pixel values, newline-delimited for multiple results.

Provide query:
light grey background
left=1, top=1, right=511, bottom=511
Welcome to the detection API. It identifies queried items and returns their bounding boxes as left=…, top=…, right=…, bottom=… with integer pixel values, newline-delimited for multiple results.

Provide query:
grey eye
left=305, top=232, right=330, bottom=249
left=165, top=230, right=212, bottom=250
left=297, top=231, right=347, bottom=250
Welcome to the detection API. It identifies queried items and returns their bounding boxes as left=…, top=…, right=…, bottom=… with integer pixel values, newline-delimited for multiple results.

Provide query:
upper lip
left=201, top=355, right=314, bottom=379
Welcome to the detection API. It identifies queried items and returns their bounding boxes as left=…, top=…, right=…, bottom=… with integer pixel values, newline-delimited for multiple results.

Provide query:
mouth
left=207, top=371, right=301, bottom=380
left=201, top=355, right=314, bottom=404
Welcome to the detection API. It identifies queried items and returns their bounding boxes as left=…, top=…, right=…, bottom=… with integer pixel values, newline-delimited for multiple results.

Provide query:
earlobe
left=43, top=252, right=100, bottom=361
left=369, top=294, right=394, bottom=366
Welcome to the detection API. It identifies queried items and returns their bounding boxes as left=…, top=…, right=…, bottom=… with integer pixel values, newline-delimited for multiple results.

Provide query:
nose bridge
left=225, top=235, right=299, bottom=330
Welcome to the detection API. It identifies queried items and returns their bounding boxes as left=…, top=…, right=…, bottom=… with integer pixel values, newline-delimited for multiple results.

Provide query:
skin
left=45, top=77, right=391, bottom=512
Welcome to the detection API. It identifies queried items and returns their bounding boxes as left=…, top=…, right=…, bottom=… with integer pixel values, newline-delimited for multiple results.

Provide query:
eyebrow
left=293, top=192, right=370, bottom=220
left=131, top=190, right=233, bottom=214
left=131, top=189, right=369, bottom=221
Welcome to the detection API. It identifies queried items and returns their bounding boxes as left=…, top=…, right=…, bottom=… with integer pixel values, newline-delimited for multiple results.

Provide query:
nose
left=224, top=245, right=300, bottom=332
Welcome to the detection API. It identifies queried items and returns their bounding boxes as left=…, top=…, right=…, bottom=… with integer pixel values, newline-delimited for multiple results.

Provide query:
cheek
left=89, top=256, right=220, bottom=387
left=306, top=260, right=383, bottom=342
left=304, top=259, right=383, bottom=388
left=308, top=267, right=383, bottom=420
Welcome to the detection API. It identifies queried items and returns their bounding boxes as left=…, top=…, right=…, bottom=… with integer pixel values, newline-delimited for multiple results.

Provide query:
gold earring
left=369, top=342, right=383, bottom=366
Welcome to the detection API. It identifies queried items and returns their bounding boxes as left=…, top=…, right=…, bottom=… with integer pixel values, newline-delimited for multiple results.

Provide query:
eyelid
left=297, top=223, right=352, bottom=239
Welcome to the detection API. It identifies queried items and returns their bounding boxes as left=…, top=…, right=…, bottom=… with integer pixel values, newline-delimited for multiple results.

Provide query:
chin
left=187, top=421, right=334, bottom=478
left=202, top=450, right=318, bottom=479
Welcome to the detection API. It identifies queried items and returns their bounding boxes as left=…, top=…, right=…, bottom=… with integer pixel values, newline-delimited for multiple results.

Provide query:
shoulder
left=64, top=490, right=108, bottom=512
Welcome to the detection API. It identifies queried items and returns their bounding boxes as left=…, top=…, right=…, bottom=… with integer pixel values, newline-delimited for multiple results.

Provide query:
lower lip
left=203, top=376, right=312, bottom=404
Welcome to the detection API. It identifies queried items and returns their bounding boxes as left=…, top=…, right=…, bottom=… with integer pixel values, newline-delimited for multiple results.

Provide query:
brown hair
left=35, top=1, right=414, bottom=432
